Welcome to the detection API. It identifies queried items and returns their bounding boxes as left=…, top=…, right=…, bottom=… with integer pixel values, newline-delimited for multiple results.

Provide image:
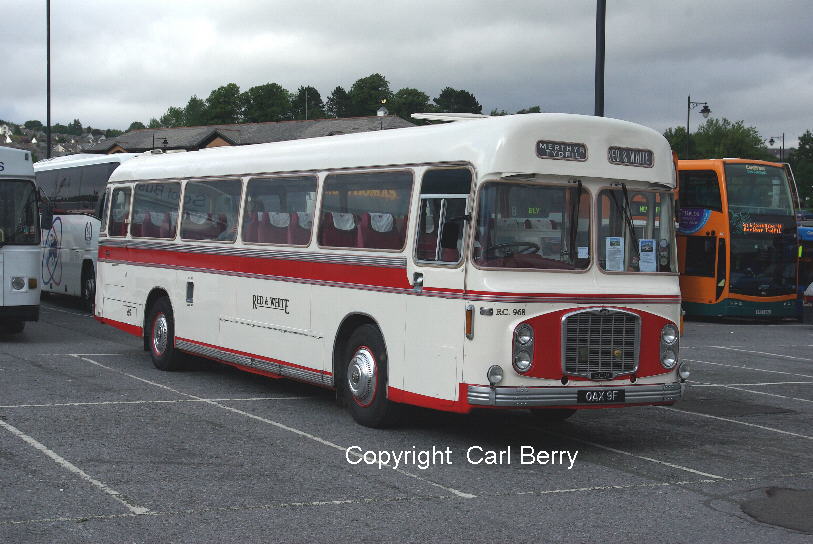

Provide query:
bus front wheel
left=343, top=324, right=400, bottom=428
left=147, top=298, right=182, bottom=371
left=1, top=320, right=25, bottom=334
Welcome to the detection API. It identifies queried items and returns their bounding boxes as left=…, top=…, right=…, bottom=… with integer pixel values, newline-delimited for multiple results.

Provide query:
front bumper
left=0, top=304, right=39, bottom=322
left=468, top=382, right=683, bottom=407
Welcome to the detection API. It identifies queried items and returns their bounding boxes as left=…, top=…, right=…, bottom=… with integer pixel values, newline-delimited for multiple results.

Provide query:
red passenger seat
left=359, top=212, right=402, bottom=249
left=289, top=212, right=312, bottom=245
left=319, top=212, right=357, bottom=247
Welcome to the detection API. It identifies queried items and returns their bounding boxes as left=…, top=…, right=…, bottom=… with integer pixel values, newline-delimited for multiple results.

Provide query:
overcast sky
left=2, top=1, right=811, bottom=147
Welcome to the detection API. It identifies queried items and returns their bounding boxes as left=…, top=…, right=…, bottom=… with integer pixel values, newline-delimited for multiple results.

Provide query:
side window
left=679, top=170, right=721, bottom=211
left=242, top=176, right=317, bottom=245
left=318, top=171, right=413, bottom=250
left=108, top=187, right=131, bottom=237
left=180, top=179, right=242, bottom=242
left=415, top=168, right=472, bottom=263
left=131, top=182, right=181, bottom=239
left=684, top=237, right=716, bottom=277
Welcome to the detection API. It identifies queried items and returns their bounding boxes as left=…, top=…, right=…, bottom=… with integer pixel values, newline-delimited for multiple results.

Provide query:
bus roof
left=109, top=113, right=675, bottom=187
left=34, top=152, right=140, bottom=172
left=678, top=158, right=786, bottom=169
left=0, top=146, right=35, bottom=179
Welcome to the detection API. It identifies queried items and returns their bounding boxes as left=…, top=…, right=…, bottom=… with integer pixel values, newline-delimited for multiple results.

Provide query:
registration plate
left=755, top=309, right=772, bottom=315
left=577, top=389, right=625, bottom=404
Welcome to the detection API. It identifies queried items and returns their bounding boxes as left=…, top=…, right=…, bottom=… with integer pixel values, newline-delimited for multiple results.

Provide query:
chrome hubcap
left=348, top=347, right=376, bottom=406
left=152, top=314, right=168, bottom=356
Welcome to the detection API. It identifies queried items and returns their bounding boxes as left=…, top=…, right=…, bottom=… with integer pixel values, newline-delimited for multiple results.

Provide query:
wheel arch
left=332, top=312, right=384, bottom=393
left=143, top=287, right=172, bottom=351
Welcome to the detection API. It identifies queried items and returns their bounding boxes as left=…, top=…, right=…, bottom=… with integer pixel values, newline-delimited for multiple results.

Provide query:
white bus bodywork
left=95, top=114, right=685, bottom=426
left=35, top=153, right=138, bottom=303
left=0, top=146, right=40, bottom=333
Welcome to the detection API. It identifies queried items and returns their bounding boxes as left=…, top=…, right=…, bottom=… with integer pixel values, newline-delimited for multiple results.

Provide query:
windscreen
left=474, top=182, right=590, bottom=270
left=725, top=164, right=796, bottom=296
left=0, top=180, right=40, bottom=245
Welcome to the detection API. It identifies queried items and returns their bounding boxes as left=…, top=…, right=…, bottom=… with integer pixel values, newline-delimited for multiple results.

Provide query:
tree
left=184, top=96, right=207, bottom=126
left=159, top=106, right=186, bottom=128
left=348, top=74, right=392, bottom=116
left=128, top=121, right=146, bottom=131
left=291, top=86, right=325, bottom=120
left=664, top=118, right=773, bottom=160
left=148, top=118, right=161, bottom=129
left=433, top=87, right=482, bottom=114
left=325, top=86, right=352, bottom=118
left=490, top=108, right=508, bottom=116
left=241, top=83, right=292, bottom=123
left=24, top=120, right=43, bottom=130
left=204, top=83, right=242, bottom=124
left=67, top=118, right=83, bottom=136
left=790, top=130, right=813, bottom=206
left=390, top=88, right=431, bottom=121
left=516, top=106, right=541, bottom=114
left=105, top=128, right=123, bottom=138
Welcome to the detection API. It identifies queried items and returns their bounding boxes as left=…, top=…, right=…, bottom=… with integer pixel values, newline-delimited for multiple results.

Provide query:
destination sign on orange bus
left=742, top=222, right=783, bottom=234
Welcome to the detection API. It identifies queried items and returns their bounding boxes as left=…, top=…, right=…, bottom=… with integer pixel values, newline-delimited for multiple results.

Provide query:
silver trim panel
left=175, top=339, right=333, bottom=387
left=467, top=382, right=683, bottom=407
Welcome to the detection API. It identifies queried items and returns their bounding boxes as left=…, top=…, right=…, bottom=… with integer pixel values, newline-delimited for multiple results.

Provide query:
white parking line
left=72, top=355, right=476, bottom=500
left=708, top=346, right=813, bottom=362
left=690, top=381, right=813, bottom=387
left=40, top=305, right=92, bottom=317
left=685, top=358, right=813, bottom=379
left=658, top=406, right=813, bottom=440
left=0, top=419, right=150, bottom=515
left=520, top=423, right=724, bottom=479
left=5, top=470, right=812, bottom=526
left=720, top=385, right=813, bottom=404
left=0, top=397, right=308, bottom=409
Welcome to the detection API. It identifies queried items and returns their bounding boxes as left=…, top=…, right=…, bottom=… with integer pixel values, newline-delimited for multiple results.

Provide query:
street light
left=686, top=95, right=711, bottom=159
left=768, top=133, right=785, bottom=162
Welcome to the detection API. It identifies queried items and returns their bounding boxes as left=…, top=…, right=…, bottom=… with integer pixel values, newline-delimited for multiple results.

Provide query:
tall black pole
left=46, top=0, right=51, bottom=158
left=594, top=0, right=606, bottom=116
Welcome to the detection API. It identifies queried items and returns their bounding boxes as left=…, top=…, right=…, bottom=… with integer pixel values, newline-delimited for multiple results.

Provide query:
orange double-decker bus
left=677, top=159, right=798, bottom=318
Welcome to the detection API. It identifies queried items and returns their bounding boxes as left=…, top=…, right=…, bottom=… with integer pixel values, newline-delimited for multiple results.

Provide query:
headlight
left=661, top=349, right=677, bottom=369
left=661, top=323, right=678, bottom=345
left=678, top=361, right=690, bottom=381
left=513, top=350, right=532, bottom=372
left=514, top=324, right=533, bottom=345
left=11, top=277, right=25, bottom=290
left=487, top=365, right=504, bottom=385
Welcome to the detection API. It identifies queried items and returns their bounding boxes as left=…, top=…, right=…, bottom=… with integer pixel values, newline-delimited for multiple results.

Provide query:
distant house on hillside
left=84, top=116, right=415, bottom=154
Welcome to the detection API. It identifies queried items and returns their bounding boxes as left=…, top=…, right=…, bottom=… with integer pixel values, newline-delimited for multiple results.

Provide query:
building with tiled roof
left=84, top=115, right=415, bottom=154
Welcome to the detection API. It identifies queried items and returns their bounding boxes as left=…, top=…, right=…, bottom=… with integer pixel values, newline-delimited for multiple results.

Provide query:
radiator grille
left=562, top=309, right=639, bottom=378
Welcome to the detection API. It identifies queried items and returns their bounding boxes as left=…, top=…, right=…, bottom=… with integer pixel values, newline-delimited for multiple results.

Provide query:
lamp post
left=686, top=96, right=711, bottom=159
left=768, top=133, right=785, bottom=162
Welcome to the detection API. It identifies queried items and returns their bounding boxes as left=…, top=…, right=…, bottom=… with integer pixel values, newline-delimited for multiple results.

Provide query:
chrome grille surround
left=561, top=308, right=640, bottom=379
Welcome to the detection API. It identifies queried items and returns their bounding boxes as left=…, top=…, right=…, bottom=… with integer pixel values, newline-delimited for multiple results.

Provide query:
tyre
left=2, top=320, right=25, bottom=334
left=146, top=297, right=182, bottom=371
left=80, top=263, right=96, bottom=312
left=343, top=324, right=400, bottom=428
left=530, top=408, right=577, bottom=421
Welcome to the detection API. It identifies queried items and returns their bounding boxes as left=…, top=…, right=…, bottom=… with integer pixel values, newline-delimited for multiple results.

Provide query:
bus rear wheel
left=343, top=324, right=400, bottom=428
left=147, top=298, right=182, bottom=371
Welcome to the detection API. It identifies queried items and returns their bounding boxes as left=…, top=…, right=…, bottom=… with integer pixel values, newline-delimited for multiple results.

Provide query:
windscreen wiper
left=609, top=183, right=640, bottom=263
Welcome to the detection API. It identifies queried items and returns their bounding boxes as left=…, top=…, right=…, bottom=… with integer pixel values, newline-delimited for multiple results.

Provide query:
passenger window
left=131, top=182, right=181, bottom=239
left=318, top=171, right=413, bottom=250
left=242, top=176, right=317, bottom=245
left=181, top=179, right=242, bottom=242
left=416, top=168, right=472, bottom=263
left=108, top=187, right=131, bottom=237
left=679, top=170, right=721, bottom=211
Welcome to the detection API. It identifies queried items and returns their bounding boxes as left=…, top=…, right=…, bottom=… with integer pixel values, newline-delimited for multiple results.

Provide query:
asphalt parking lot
left=1, top=297, right=812, bottom=543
